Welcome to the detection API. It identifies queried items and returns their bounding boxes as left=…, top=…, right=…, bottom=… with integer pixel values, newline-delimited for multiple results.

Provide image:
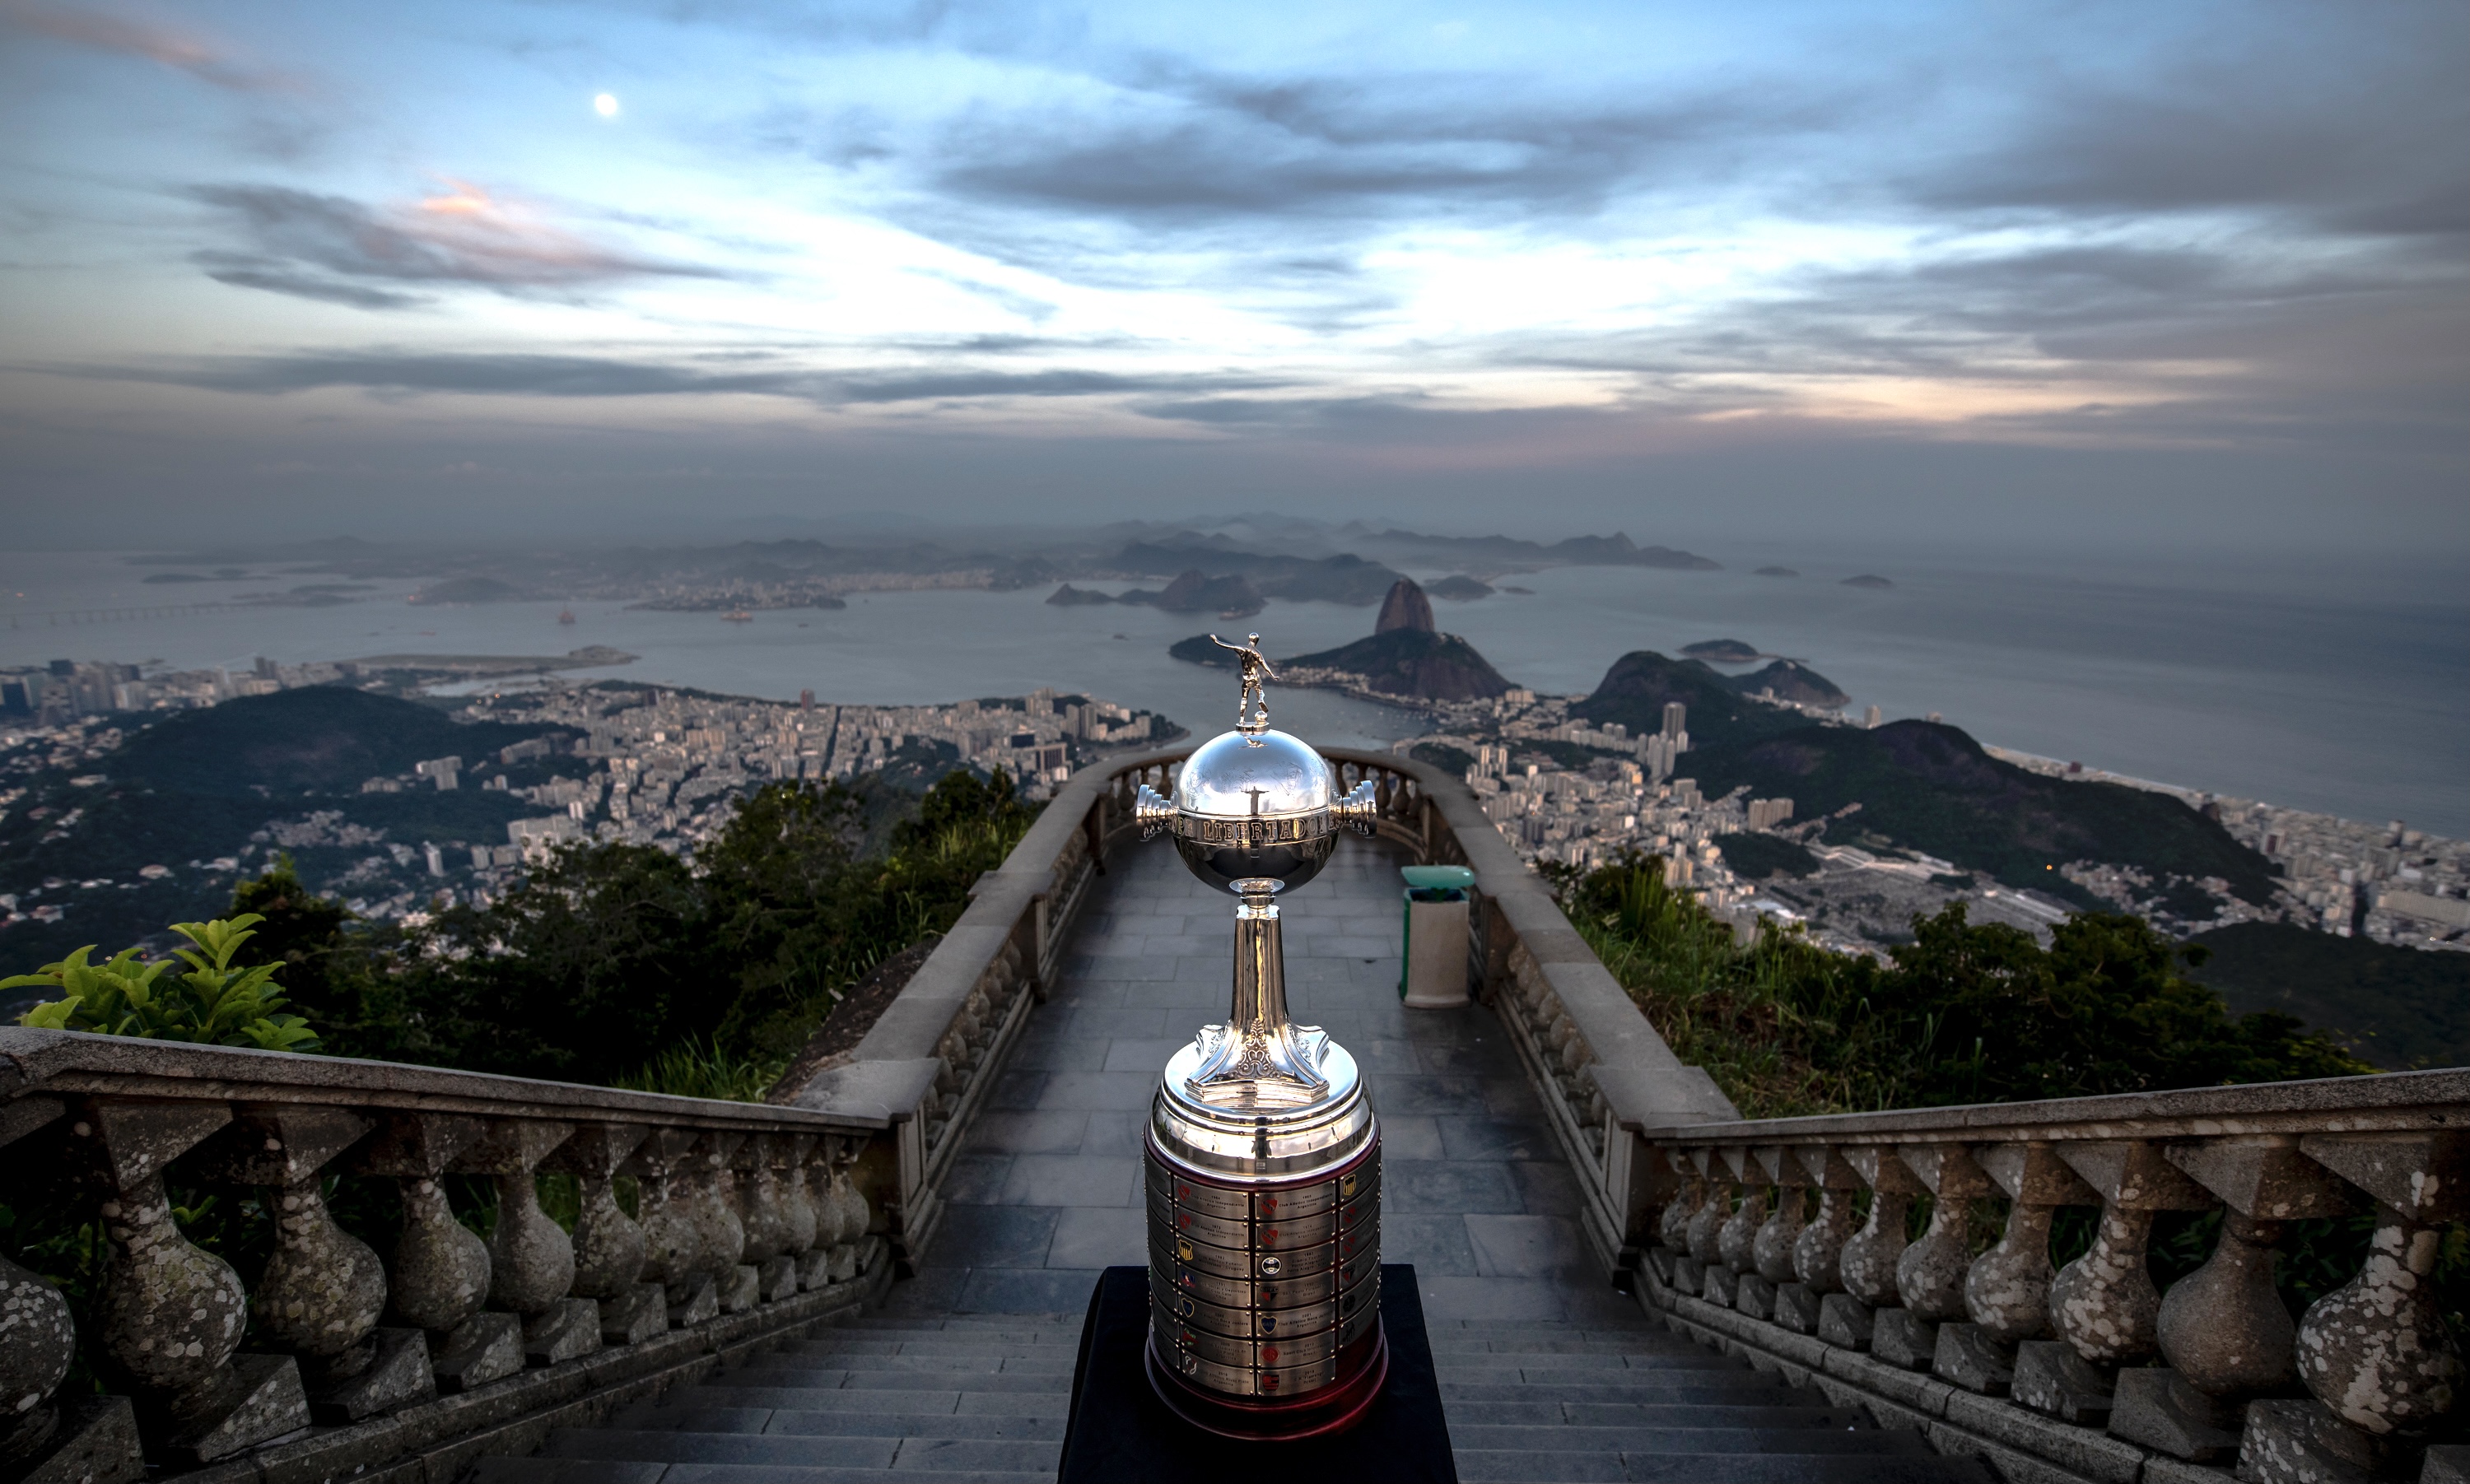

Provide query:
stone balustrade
left=0, top=1030, right=890, bottom=1484
left=1632, top=1072, right=2470, bottom=1484
left=791, top=744, right=1738, bottom=1285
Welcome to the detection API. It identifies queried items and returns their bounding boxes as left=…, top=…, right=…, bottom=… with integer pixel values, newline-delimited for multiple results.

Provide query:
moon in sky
left=594, top=93, right=619, bottom=118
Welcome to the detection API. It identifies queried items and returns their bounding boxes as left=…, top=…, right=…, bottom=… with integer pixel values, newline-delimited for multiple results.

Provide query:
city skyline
left=2, top=0, right=2463, bottom=553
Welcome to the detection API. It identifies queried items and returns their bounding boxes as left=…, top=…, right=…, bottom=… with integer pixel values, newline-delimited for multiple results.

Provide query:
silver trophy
left=1134, top=634, right=1388, bottom=1438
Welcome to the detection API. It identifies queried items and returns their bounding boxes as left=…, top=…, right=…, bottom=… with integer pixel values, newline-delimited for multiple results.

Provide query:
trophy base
left=1144, top=1324, right=1388, bottom=1440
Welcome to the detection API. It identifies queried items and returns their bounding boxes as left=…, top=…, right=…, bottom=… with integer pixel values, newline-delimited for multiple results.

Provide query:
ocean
left=3, top=547, right=2463, bottom=837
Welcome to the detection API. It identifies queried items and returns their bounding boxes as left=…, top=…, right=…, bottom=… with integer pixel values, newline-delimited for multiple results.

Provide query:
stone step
left=734, top=1354, right=1076, bottom=1379
left=1451, top=1450, right=1996, bottom=1484
left=678, top=1386, right=1070, bottom=1416
left=815, top=1331, right=1078, bottom=1350
left=1440, top=1379, right=1817, bottom=1406
left=1432, top=1352, right=1745, bottom=1374
left=686, top=1370, right=1072, bottom=1395
left=841, top=1315, right=1077, bottom=1333
left=783, top=1337, right=1072, bottom=1358
left=548, top=1430, right=1062, bottom=1475
left=602, top=1408, right=1070, bottom=1441
left=1445, top=1401, right=1875, bottom=1431
left=1448, top=1426, right=1932, bottom=1457
left=1428, top=1338, right=1728, bottom=1358
left=468, top=1459, right=1051, bottom=1484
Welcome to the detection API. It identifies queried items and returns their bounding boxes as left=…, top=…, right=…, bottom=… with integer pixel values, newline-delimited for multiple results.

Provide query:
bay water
left=3, top=547, right=2462, bottom=837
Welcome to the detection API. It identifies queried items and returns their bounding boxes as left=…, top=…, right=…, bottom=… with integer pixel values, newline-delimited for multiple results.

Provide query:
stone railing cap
left=1636, top=1066, right=2470, bottom=1144
left=0, top=1027, right=889, bottom=1131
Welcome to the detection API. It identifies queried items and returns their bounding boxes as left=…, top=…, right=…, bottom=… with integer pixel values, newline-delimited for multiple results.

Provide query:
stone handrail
left=0, top=1029, right=892, bottom=1484
left=1632, top=1068, right=2470, bottom=1484
left=792, top=742, right=1735, bottom=1289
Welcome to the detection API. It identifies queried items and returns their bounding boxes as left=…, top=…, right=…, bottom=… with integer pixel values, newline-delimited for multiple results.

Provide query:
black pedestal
left=1058, top=1263, right=1457, bottom=1483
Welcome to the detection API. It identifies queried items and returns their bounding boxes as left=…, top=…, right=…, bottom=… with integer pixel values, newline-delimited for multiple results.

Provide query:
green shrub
left=7, top=914, right=318, bottom=1051
left=1564, top=852, right=2370, bottom=1119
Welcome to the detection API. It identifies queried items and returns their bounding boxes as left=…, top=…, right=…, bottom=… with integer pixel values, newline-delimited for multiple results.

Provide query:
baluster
left=1742, top=1147, right=1808, bottom=1323
left=357, top=1114, right=518, bottom=1392
left=736, top=1133, right=799, bottom=1303
left=1880, top=1142, right=1991, bottom=1371
left=794, top=1139, right=837, bottom=1291
left=823, top=1137, right=877, bottom=1283
left=2234, top=1133, right=2469, bottom=1484
left=776, top=1134, right=819, bottom=1290
left=1782, top=1145, right=1861, bottom=1336
left=72, top=1099, right=310, bottom=1463
left=2008, top=1141, right=2216, bottom=1425
left=2104, top=1137, right=2350, bottom=1462
left=459, top=1120, right=593, bottom=1365
left=686, top=1132, right=758, bottom=1313
left=203, top=1108, right=432, bottom=1421
left=0, top=1097, right=140, bottom=1484
left=1657, top=1151, right=1707, bottom=1296
left=1828, top=1147, right=1920, bottom=1351
left=1683, top=1149, right=1728, bottom=1300
left=546, top=1123, right=663, bottom=1346
left=1709, top=1149, right=1768, bottom=1311
left=1941, top=1142, right=2097, bottom=1395
left=629, top=1128, right=719, bottom=1328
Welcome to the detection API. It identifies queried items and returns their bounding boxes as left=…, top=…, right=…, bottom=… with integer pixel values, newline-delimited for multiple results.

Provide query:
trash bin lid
left=1400, top=865, right=1475, bottom=891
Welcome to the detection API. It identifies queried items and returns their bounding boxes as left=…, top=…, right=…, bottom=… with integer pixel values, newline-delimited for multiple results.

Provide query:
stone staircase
left=466, top=1305, right=1999, bottom=1484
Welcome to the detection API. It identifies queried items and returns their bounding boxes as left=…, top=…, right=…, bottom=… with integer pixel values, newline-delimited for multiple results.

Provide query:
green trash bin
left=1398, top=865, right=1476, bottom=1008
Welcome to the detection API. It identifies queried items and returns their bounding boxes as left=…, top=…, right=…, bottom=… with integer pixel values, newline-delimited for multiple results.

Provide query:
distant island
left=1842, top=574, right=1894, bottom=588
left=1681, top=639, right=1768, bottom=663
left=1167, top=578, right=1513, bottom=703
left=1427, top=575, right=1494, bottom=600
left=1050, top=570, right=1265, bottom=616
left=1754, top=566, right=1800, bottom=578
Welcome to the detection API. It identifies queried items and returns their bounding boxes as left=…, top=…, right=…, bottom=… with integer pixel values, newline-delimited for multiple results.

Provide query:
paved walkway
left=883, top=831, right=1635, bottom=1328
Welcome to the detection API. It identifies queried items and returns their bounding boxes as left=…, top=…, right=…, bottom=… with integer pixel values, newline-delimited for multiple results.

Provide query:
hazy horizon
left=3, top=0, right=2463, bottom=564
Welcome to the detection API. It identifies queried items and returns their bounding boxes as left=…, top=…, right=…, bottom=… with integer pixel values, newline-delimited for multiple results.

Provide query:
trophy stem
left=1230, top=882, right=1289, bottom=1034
left=1184, top=879, right=1330, bottom=1102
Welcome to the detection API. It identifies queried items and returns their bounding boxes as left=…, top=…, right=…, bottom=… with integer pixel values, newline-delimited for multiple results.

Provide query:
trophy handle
left=1331, top=779, right=1379, bottom=835
left=1135, top=783, right=1177, bottom=840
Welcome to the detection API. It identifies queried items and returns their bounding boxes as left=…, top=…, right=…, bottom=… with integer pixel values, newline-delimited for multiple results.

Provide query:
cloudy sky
left=1, top=0, right=2463, bottom=551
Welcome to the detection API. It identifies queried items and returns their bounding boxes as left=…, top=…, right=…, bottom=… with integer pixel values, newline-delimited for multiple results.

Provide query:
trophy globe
left=1133, top=634, right=1388, bottom=1439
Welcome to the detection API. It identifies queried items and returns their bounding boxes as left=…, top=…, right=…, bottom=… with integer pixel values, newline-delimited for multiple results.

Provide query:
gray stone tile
left=963, top=1110, right=1088, bottom=1156
left=1050, top=975, right=1132, bottom=1007
left=1122, top=979, right=1225, bottom=1009
left=983, top=1069, right=1048, bottom=1111
left=1037, top=1071, right=1163, bottom=1110
left=1439, top=1117, right=1557, bottom=1161
left=927, top=1205, right=1058, bottom=1269
left=1415, top=1274, right=1586, bottom=1322
left=1100, top=1037, right=1191, bottom=1072
left=1374, top=1076, right=1485, bottom=1114
left=942, top=1153, right=1013, bottom=1206
left=958, top=1266, right=1102, bottom=1314
left=1052, top=1006, right=1168, bottom=1040
left=1377, top=1114, right=1445, bottom=1160
left=1382, top=1214, right=1480, bottom=1276
left=1045, top=1207, right=1146, bottom=1269
left=1353, top=1038, right=1422, bottom=1074
left=997, top=1153, right=1140, bottom=1207
left=1385, top=1159, right=1524, bottom=1214
left=1481, top=1077, right=1547, bottom=1119
left=1008, top=1032, right=1111, bottom=1072
left=1075, top=952, right=1178, bottom=981
left=1512, top=1158, right=1583, bottom=1215
left=1079, top=1110, right=1153, bottom=1159
left=1464, top=1214, right=1589, bottom=1277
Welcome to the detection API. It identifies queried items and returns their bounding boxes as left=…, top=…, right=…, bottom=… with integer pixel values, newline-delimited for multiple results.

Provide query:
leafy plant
left=615, top=1036, right=787, bottom=1103
left=7, top=914, right=319, bottom=1051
